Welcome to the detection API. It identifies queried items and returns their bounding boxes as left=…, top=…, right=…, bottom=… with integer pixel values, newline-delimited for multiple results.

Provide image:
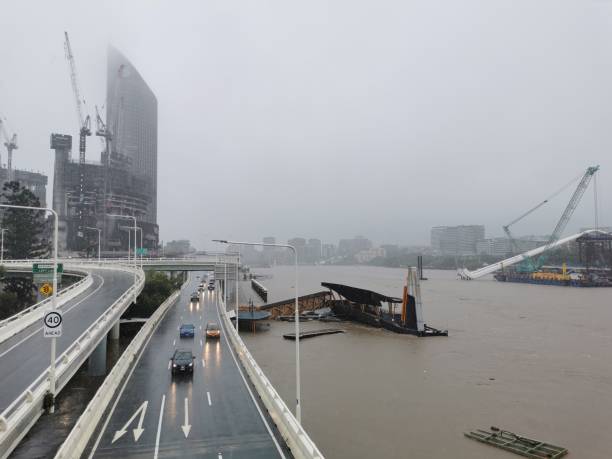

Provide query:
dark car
left=207, top=283, right=215, bottom=291
left=205, top=321, right=220, bottom=339
left=171, top=349, right=195, bottom=374
left=190, top=292, right=199, bottom=302
left=179, top=323, right=195, bottom=338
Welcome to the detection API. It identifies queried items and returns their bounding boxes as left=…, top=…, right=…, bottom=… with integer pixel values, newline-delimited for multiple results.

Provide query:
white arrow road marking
left=112, top=400, right=148, bottom=443
left=207, top=391, right=212, bottom=406
left=153, top=395, right=166, bottom=459
left=181, top=397, right=191, bottom=438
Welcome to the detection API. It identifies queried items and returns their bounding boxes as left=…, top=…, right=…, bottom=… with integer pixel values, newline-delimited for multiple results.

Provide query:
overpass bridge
left=0, top=258, right=322, bottom=459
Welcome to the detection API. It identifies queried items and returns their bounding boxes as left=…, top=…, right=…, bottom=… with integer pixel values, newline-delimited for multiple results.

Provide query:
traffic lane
left=0, top=270, right=104, bottom=356
left=90, top=274, right=203, bottom=458
left=92, top=274, right=285, bottom=458
left=0, top=269, right=134, bottom=412
left=153, top=287, right=284, bottom=458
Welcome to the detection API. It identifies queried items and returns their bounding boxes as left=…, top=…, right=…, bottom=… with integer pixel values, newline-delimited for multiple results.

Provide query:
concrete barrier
left=218, top=299, right=325, bottom=459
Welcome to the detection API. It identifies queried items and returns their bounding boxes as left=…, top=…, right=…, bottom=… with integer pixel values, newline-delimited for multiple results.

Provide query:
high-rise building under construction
left=51, top=46, right=158, bottom=255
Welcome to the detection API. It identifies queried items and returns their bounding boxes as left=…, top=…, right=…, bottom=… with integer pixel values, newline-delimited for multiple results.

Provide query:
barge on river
left=322, top=267, right=447, bottom=337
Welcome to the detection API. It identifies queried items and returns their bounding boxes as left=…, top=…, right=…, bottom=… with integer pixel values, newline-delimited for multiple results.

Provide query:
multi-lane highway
left=0, top=268, right=134, bottom=413
left=86, top=272, right=290, bottom=459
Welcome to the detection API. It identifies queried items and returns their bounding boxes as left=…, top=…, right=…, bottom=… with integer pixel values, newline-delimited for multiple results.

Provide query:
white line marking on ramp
left=154, top=394, right=166, bottom=459
left=112, top=400, right=148, bottom=443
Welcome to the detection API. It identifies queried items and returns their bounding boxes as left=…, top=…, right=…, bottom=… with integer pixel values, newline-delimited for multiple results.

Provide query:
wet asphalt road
left=86, top=273, right=289, bottom=459
left=0, top=268, right=134, bottom=413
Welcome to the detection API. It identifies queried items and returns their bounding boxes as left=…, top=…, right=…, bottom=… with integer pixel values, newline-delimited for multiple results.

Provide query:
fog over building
left=431, top=225, right=485, bottom=256
left=50, top=46, right=158, bottom=254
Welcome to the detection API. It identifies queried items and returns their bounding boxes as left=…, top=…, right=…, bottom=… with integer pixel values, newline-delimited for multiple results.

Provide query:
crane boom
left=546, top=165, right=599, bottom=246
left=64, top=31, right=91, bottom=166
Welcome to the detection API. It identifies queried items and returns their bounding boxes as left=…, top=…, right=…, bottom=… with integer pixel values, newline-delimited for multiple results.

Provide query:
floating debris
left=464, top=426, right=568, bottom=458
left=283, top=329, right=345, bottom=340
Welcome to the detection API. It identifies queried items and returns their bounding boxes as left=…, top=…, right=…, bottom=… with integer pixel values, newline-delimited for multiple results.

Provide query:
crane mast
left=0, top=119, right=18, bottom=183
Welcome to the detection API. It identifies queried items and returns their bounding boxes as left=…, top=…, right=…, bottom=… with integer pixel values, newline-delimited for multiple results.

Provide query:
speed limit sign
left=43, top=311, right=63, bottom=338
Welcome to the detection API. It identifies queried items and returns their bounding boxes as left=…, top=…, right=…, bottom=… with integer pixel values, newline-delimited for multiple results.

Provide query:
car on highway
left=179, top=323, right=195, bottom=338
left=170, top=349, right=195, bottom=375
left=190, top=292, right=199, bottom=302
left=205, top=321, right=221, bottom=339
left=207, top=283, right=215, bottom=291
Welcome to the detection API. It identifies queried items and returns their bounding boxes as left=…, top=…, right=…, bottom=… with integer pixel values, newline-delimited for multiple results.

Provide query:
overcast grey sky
left=1, top=0, right=611, bottom=249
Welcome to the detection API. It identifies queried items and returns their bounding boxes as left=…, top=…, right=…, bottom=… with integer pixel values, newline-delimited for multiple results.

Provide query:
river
left=239, top=265, right=612, bottom=459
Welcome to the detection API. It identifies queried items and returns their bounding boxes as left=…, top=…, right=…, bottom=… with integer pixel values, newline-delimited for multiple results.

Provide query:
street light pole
left=0, top=228, right=8, bottom=265
left=0, top=204, right=59, bottom=413
left=235, top=251, right=239, bottom=332
left=83, top=226, right=102, bottom=264
left=107, top=214, right=138, bottom=301
left=213, top=239, right=301, bottom=423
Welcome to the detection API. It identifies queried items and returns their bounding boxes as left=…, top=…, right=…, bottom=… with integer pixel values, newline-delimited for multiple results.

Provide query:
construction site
left=460, top=165, right=612, bottom=287
left=50, top=33, right=158, bottom=255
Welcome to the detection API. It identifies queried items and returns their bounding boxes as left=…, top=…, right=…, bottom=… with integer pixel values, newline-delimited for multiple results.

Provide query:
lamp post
left=235, top=251, right=239, bottom=332
left=213, top=239, right=301, bottom=423
left=0, top=204, right=59, bottom=413
left=107, top=214, right=138, bottom=300
left=0, top=228, right=8, bottom=265
left=135, top=227, right=143, bottom=269
left=83, top=226, right=102, bottom=264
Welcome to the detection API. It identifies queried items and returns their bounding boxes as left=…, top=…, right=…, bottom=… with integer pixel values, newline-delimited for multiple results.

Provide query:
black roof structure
left=321, top=282, right=403, bottom=306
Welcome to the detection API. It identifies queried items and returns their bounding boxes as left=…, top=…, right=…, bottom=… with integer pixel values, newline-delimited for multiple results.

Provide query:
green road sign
left=32, top=263, right=63, bottom=284
left=136, top=248, right=148, bottom=256
left=32, top=263, right=64, bottom=274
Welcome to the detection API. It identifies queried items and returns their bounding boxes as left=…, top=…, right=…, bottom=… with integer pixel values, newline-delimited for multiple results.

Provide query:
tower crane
left=503, top=165, right=600, bottom=271
left=64, top=31, right=91, bottom=239
left=0, top=118, right=18, bottom=183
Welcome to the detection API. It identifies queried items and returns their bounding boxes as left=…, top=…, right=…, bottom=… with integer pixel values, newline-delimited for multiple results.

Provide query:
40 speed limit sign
left=43, top=310, right=63, bottom=338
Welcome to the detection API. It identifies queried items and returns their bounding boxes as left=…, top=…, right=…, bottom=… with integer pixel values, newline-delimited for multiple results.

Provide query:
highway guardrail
left=218, top=299, right=325, bottom=459
left=0, top=270, right=93, bottom=345
left=54, top=277, right=188, bottom=458
left=0, top=265, right=145, bottom=459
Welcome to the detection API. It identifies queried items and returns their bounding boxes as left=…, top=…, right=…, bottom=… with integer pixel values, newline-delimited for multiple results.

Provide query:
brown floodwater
left=240, top=265, right=612, bottom=459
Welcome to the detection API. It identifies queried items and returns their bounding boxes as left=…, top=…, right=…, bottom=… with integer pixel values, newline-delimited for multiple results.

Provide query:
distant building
left=288, top=237, right=307, bottom=262
left=338, top=236, right=372, bottom=257
left=431, top=225, right=485, bottom=256
left=0, top=168, right=47, bottom=206
left=306, top=238, right=322, bottom=263
left=322, top=243, right=336, bottom=259
left=477, top=238, right=511, bottom=257
left=164, top=240, right=192, bottom=256
left=355, top=247, right=386, bottom=263
left=51, top=46, right=158, bottom=254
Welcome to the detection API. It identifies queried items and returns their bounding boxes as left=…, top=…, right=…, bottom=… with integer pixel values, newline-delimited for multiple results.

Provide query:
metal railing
left=0, top=265, right=145, bottom=459
left=218, top=298, right=325, bottom=459
left=54, top=279, right=188, bottom=458
left=0, top=270, right=93, bottom=345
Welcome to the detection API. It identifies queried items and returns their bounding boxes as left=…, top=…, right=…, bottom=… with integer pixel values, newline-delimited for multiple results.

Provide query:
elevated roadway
left=0, top=268, right=134, bottom=413
left=86, top=273, right=289, bottom=459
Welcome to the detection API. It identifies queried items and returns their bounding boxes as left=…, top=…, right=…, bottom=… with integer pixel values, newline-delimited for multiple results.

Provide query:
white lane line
left=218, top=453, right=223, bottom=459
left=167, top=360, right=171, bottom=370
left=200, top=339, right=203, bottom=347
left=153, top=394, right=166, bottom=459
left=207, top=391, right=212, bottom=406
left=214, top=300, right=286, bottom=458
left=173, top=339, right=176, bottom=347
left=88, top=303, right=169, bottom=458
left=0, top=273, right=105, bottom=359
left=201, top=359, right=206, bottom=367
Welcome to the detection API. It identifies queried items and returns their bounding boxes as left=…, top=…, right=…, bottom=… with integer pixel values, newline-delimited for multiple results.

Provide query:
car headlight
left=172, top=363, right=177, bottom=367
left=189, top=362, right=193, bottom=366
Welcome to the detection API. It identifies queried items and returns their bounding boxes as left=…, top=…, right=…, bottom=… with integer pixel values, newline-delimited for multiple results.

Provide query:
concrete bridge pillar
left=109, top=321, right=120, bottom=340
left=88, top=337, right=107, bottom=376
